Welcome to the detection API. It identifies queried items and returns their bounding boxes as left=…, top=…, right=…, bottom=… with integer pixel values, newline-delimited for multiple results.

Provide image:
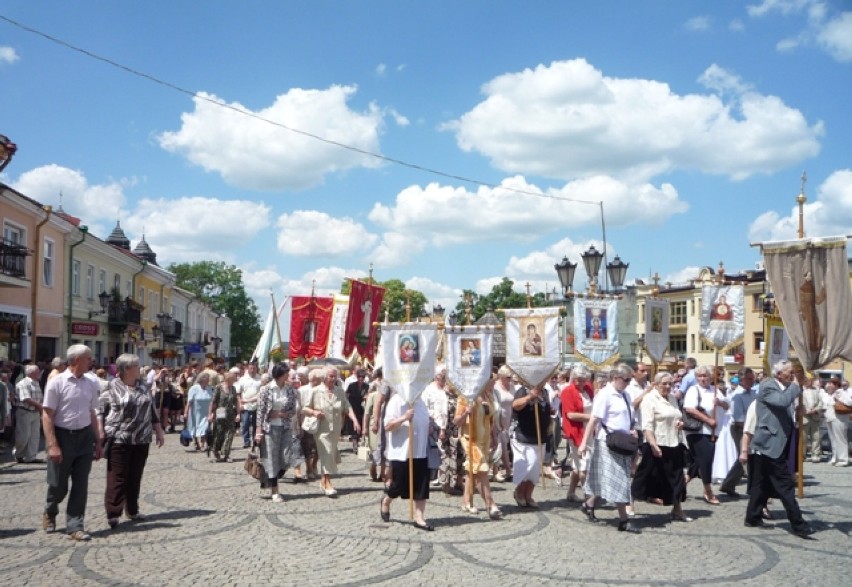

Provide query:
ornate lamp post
left=88, top=290, right=111, bottom=319
left=554, top=256, right=578, bottom=298
left=581, top=245, right=604, bottom=294
left=606, top=255, right=629, bottom=292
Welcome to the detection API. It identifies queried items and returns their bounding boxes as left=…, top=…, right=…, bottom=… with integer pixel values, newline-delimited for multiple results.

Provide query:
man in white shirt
left=801, top=377, right=824, bottom=463
left=421, top=368, right=449, bottom=486
left=14, top=364, right=44, bottom=463
left=237, top=362, right=262, bottom=449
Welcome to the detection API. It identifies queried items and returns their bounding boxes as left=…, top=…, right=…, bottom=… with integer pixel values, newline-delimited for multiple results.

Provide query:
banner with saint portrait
left=289, top=295, right=335, bottom=360
left=343, top=280, right=385, bottom=360
left=761, top=236, right=852, bottom=370
left=503, top=307, right=560, bottom=388
left=573, top=298, right=619, bottom=367
left=380, top=324, right=438, bottom=405
left=326, top=294, right=350, bottom=360
left=445, top=326, right=495, bottom=401
left=643, top=297, right=670, bottom=363
left=700, top=285, right=744, bottom=351
left=764, top=315, right=789, bottom=373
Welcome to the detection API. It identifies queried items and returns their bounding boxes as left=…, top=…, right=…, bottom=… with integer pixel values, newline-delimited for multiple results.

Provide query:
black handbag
left=604, top=392, right=638, bottom=456
left=681, top=387, right=705, bottom=432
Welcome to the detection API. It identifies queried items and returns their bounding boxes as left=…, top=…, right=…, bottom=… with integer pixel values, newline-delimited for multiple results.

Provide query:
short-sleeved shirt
left=512, top=386, right=550, bottom=444
left=731, top=387, right=757, bottom=423
left=16, top=377, right=43, bottom=410
left=682, top=385, right=718, bottom=436
left=237, top=374, right=261, bottom=412
left=591, top=384, right=633, bottom=440
left=43, top=369, right=99, bottom=429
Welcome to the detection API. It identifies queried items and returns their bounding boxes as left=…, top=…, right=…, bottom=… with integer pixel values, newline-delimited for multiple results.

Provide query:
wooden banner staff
left=408, top=400, right=415, bottom=520
left=523, top=284, right=547, bottom=489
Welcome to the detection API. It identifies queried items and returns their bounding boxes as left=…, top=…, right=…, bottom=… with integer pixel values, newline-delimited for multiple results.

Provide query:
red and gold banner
left=343, top=280, right=385, bottom=360
left=289, top=295, right=334, bottom=361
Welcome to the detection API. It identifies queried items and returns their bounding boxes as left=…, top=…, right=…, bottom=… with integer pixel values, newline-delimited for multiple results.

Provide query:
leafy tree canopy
left=453, top=277, right=547, bottom=323
left=340, top=277, right=428, bottom=322
left=168, top=261, right=261, bottom=361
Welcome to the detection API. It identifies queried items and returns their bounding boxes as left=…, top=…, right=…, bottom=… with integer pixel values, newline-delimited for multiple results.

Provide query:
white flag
left=445, top=326, right=494, bottom=401
left=380, top=324, right=438, bottom=405
left=644, top=298, right=669, bottom=363
left=700, top=285, right=744, bottom=351
left=250, top=305, right=275, bottom=368
left=573, top=298, right=620, bottom=366
left=504, top=307, right=560, bottom=388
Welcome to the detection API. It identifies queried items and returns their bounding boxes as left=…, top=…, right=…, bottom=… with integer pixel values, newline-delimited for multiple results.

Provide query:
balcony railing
left=0, top=237, right=29, bottom=279
left=159, top=315, right=182, bottom=341
left=108, top=299, right=142, bottom=332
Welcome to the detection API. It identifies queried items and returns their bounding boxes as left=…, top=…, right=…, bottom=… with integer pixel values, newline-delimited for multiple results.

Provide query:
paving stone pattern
left=1, top=438, right=850, bottom=586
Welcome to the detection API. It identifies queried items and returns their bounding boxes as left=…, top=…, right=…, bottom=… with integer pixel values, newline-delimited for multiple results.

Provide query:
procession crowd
left=1, top=346, right=850, bottom=540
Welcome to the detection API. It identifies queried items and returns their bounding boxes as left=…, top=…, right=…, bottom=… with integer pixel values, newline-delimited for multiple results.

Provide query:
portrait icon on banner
left=398, top=334, right=420, bottom=363
left=460, top=338, right=481, bottom=367
left=710, top=294, right=732, bottom=321
left=650, top=307, right=663, bottom=333
left=522, top=321, right=543, bottom=356
left=585, top=308, right=607, bottom=340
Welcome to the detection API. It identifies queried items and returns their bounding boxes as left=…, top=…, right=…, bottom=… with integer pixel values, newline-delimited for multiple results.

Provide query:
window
left=690, top=299, right=695, bottom=316
left=700, top=338, right=715, bottom=352
left=670, top=334, right=687, bottom=354
left=114, top=273, right=121, bottom=291
left=86, top=264, right=95, bottom=299
left=150, top=291, right=157, bottom=320
left=753, top=332, right=764, bottom=354
left=3, top=221, right=25, bottom=245
left=126, top=280, right=131, bottom=299
left=138, top=287, right=145, bottom=307
left=671, top=301, right=687, bottom=325
left=43, top=238, right=55, bottom=286
left=99, top=269, right=106, bottom=295
left=752, top=293, right=762, bottom=313
left=72, top=260, right=81, bottom=296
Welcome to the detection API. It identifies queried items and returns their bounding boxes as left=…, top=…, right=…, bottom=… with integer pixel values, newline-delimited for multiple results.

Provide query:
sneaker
left=42, top=513, right=56, bottom=533
left=271, top=494, right=284, bottom=503
left=68, top=530, right=92, bottom=541
left=495, top=471, right=507, bottom=483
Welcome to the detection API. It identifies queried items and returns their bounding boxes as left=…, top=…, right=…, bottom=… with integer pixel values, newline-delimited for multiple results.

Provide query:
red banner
left=288, top=296, right=334, bottom=360
left=71, top=322, right=99, bottom=336
left=343, top=280, right=385, bottom=360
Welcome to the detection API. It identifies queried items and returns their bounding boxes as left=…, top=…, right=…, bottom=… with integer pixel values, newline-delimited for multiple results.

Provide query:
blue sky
left=2, top=1, right=850, bottom=326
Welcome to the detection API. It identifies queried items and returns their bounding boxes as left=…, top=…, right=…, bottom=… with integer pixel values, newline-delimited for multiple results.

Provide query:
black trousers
left=745, top=453, right=807, bottom=531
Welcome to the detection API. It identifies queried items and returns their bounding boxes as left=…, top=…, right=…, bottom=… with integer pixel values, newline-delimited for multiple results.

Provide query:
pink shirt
left=43, top=369, right=99, bottom=430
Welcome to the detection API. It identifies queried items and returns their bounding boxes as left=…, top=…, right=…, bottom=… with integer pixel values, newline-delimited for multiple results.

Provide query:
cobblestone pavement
left=1, top=436, right=850, bottom=587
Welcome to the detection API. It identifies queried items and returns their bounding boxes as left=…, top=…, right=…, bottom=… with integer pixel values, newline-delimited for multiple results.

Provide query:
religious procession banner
left=573, top=298, right=619, bottom=367
left=700, top=285, right=744, bottom=351
left=503, top=307, right=560, bottom=388
left=445, top=325, right=494, bottom=401
left=326, top=294, right=350, bottom=360
left=761, top=236, right=852, bottom=370
left=343, top=280, right=385, bottom=360
left=764, top=315, right=788, bottom=373
left=644, top=297, right=670, bottom=363
left=288, top=295, right=334, bottom=360
left=380, top=324, right=438, bottom=404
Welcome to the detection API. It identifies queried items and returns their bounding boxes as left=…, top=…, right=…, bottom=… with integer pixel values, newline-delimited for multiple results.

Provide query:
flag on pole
left=250, top=305, right=276, bottom=368
left=289, top=295, right=335, bottom=360
left=573, top=298, right=619, bottom=367
left=326, top=294, right=351, bottom=360
left=644, top=297, right=669, bottom=363
left=343, top=280, right=385, bottom=360
left=503, top=307, right=560, bottom=388
left=700, top=284, right=744, bottom=351
left=380, top=323, right=438, bottom=404
left=761, top=236, right=852, bottom=369
left=445, top=326, right=495, bottom=401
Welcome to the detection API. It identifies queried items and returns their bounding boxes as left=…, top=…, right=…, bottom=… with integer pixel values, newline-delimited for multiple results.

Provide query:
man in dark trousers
left=744, top=360, right=814, bottom=537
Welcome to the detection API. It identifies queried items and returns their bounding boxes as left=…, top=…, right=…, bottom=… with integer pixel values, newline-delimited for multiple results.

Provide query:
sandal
left=488, top=506, right=503, bottom=520
left=380, top=497, right=390, bottom=522
left=703, top=496, right=721, bottom=506
left=412, top=521, right=434, bottom=531
left=671, top=512, right=694, bottom=522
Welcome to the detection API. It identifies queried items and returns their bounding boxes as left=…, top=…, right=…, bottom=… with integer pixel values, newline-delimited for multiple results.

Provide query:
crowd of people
left=1, top=346, right=850, bottom=540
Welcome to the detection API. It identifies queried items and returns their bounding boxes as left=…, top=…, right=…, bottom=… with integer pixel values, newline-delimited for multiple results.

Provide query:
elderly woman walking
left=185, top=372, right=213, bottom=452
left=101, top=354, right=165, bottom=529
left=255, top=363, right=301, bottom=502
left=209, top=368, right=242, bottom=463
left=578, top=363, right=640, bottom=533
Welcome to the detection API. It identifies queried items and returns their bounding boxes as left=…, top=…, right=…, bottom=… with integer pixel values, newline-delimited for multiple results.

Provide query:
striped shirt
left=101, top=378, right=159, bottom=445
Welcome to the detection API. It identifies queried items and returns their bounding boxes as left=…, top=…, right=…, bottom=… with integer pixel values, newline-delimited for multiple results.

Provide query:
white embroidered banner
left=700, top=285, right=744, bottom=351
left=644, top=297, right=670, bottom=363
left=445, top=326, right=494, bottom=401
left=504, top=307, right=560, bottom=388
left=326, top=294, right=350, bottom=360
left=573, top=298, right=619, bottom=366
left=380, top=323, right=439, bottom=405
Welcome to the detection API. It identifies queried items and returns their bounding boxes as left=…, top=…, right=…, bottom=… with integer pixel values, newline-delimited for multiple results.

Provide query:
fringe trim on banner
left=575, top=353, right=622, bottom=371
left=502, top=364, right=560, bottom=390
left=699, top=334, right=745, bottom=356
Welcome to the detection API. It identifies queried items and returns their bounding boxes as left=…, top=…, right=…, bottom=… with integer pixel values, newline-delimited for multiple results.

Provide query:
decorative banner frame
left=503, top=307, right=560, bottom=388
left=289, top=295, right=334, bottom=360
left=764, top=315, right=788, bottom=373
left=445, top=326, right=495, bottom=401
left=573, top=298, right=619, bottom=367
left=326, top=294, right=350, bottom=360
left=700, top=284, right=745, bottom=352
left=644, top=297, right=670, bottom=363
left=380, top=323, right=439, bottom=405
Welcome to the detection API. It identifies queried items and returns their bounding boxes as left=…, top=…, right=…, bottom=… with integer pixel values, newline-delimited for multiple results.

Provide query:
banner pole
left=468, top=401, right=476, bottom=505
left=408, top=414, right=415, bottom=520
left=533, top=391, right=545, bottom=488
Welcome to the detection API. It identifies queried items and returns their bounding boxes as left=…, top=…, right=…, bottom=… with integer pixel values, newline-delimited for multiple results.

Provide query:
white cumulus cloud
left=159, top=87, right=385, bottom=191
left=276, top=210, right=378, bottom=257
left=817, top=12, right=852, bottom=62
left=444, top=59, right=822, bottom=182
left=0, top=46, right=19, bottom=65
left=685, top=16, right=712, bottom=31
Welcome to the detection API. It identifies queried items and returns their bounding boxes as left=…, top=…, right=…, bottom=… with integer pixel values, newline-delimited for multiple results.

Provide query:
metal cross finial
left=525, top=282, right=532, bottom=309
left=464, top=292, right=473, bottom=325
left=405, top=290, right=411, bottom=322
left=368, top=263, right=373, bottom=284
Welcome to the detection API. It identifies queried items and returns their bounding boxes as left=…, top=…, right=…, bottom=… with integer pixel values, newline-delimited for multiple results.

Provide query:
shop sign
left=71, top=322, right=99, bottom=336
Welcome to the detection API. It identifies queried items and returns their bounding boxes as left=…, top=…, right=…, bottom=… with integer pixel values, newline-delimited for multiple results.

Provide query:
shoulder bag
left=681, top=386, right=705, bottom=433
left=604, top=392, right=639, bottom=457
left=301, top=387, right=320, bottom=434
left=244, top=446, right=266, bottom=480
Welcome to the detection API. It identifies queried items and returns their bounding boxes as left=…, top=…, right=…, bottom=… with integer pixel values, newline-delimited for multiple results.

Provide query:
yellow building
left=131, top=235, right=177, bottom=366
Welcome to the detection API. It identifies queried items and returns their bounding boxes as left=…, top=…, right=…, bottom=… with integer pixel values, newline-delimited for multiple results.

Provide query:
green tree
left=453, top=277, right=545, bottom=323
left=168, top=261, right=261, bottom=361
left=340, top=278, right=428, bottom=322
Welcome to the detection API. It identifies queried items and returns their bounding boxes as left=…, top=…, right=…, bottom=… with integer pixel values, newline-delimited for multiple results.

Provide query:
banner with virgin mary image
left=380, top=324, right=439, bottom=405
left=504, top=307, right=560, bottom=388
left=700, top=285, right=744, bottom=351
left=573, top=298, right=619, bottom=366
left=643, top=297, right=670, bottom=363
left=445, top=325, right=495, bottom=401
left=761, top=236, right=852, bottom=370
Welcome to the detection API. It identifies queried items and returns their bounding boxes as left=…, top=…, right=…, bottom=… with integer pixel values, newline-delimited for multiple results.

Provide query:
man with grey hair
left=46, top=356, right=67, bottom=383
left=14, top=364, right=44, bottom=463
left=744, top=360, right=813, bottom=537
left=41, top=345, right=103, bottom=541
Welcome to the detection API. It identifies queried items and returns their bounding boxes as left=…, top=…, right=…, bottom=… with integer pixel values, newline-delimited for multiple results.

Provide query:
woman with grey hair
left=559, top=365, right=594, bottom=501
left=208, top=368, right=242, bottom=463
left=254, top=363, right=301, bottom=502
left=185, top=372, right=213, bottom=452
left=101, top=354, right=165, bottom=529
left=578, top=363, right=640, bottom=533
left=683, top=365, right=721, bottom=505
